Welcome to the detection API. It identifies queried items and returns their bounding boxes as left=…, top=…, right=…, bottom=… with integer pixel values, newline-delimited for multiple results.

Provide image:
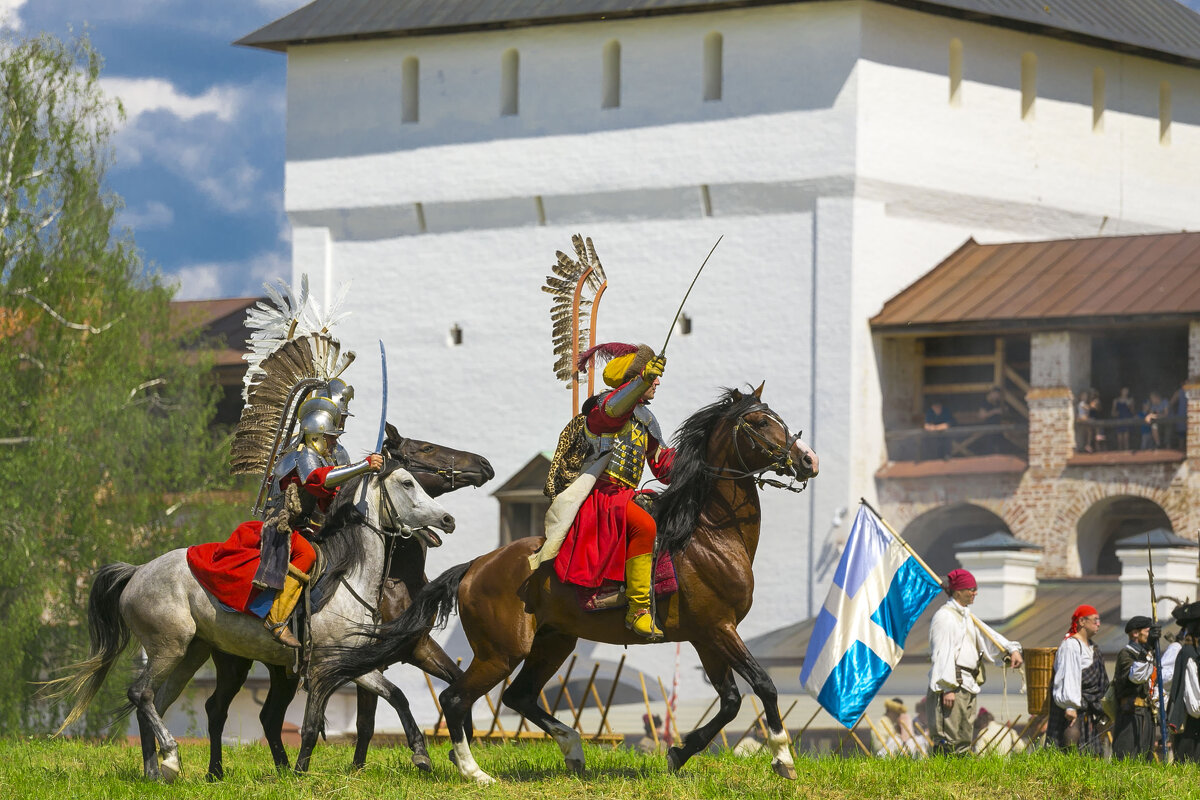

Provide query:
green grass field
left=0, top=738, right=1193, bottom=799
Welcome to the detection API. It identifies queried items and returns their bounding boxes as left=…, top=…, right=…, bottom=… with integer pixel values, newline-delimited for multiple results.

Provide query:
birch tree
left=1, top=33, right=242, bottom=733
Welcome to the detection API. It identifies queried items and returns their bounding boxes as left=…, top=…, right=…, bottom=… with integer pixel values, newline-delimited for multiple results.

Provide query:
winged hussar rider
left=187, top=280, right=383, bottom=649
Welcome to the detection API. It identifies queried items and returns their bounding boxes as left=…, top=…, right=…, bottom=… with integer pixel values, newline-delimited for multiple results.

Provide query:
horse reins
left=705, top=403, right=809, bottom=493
left=392, top=438, right=466, bottom=489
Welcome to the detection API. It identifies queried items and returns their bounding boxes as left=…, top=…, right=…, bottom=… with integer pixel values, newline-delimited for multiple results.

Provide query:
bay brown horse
left=305, top=385, right=817, bottom=783
left=203, top=425, right=494, bottom=779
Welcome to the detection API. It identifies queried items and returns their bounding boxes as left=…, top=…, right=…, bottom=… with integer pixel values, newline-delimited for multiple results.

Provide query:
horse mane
left=654, top=387, right=762, bottom=554
left=310, top=467, right=387, bottom=596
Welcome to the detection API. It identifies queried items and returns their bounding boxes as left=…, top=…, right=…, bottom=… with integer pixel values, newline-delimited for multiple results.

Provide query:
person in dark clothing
left=924, top=400, right=954, bottom=460
left=977, top=386, right=1010, bottom=454
left=1046, top=604, right=1110, bottom=754
left=1168, top=603, right=1200, bottom=762
left=1112, top=615, right=1160, bottom=760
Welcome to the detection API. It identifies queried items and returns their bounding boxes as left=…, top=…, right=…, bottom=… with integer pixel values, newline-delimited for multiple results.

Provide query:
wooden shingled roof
left=870, top=232, right=1200, bottom=334
left=236, top=0, right=1200, bottom=69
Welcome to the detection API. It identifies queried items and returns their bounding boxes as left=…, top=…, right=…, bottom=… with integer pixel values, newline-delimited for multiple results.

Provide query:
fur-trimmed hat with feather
left=577, top=342, right=655, bottom=388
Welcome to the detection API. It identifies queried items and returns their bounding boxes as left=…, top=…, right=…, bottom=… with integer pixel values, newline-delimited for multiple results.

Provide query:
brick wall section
left=877, top=328, right=1200, bottom=580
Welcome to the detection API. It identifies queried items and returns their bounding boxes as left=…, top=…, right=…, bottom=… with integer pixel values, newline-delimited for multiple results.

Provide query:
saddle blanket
left=187, top=520, right=311, bottom=614
left=575, top=551, right=678, bottom=613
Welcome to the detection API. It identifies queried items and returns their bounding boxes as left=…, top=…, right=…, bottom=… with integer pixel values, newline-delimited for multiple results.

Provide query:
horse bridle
left=706, top=403, right=809, bottom=493
left=391, top=438, right=466, bottom=489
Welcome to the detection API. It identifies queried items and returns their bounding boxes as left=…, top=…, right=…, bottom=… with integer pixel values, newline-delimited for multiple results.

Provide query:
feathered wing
left=231, top=277, right=355, bottom=478
left=541, top=234, right=608, bottom=384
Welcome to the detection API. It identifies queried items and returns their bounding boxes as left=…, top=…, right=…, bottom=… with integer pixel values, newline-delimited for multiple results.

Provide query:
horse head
left=722, top=382, right=819, bottom=484
left=383, top=422, right=495, bottom=498
left=368, top=459, right=457, bottom=549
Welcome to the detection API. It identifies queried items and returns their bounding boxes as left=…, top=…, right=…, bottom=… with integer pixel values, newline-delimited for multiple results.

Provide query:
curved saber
left=375, top=340, right=388, bottom=453
left=660, top=235, right=723, bottom=356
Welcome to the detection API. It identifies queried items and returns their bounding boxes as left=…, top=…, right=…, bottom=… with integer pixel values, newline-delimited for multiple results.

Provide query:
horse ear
left=753, top=381, right=765, bottom=398
left=385, top=421, right=400, bottom=444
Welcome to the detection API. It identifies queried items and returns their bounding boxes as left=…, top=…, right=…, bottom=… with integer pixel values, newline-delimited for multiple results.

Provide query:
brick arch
left=900, top=502, right=1011, bottom=576
left=1064, top=483, right=1179, bottom=576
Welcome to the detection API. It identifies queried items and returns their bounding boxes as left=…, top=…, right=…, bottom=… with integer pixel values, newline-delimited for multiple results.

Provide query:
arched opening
left=402, top=56, right=420, bottom=123
left=501, top=48, right=519, bottom=116
left=901, top=503, right=1010, bottom=577
left=948, top=38, right=963, bottom=107
left=704, top=32, right=723, bottom=101
left=602, top=40, right=621, bottom=109
left=1077, top=495, right=1171, bottom=575
left=1020, top=51, right=1036, bottom=120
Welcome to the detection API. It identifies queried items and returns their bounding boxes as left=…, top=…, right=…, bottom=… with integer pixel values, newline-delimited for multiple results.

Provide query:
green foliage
left=0, top=32, right=243, bottom=734
left=0, top=739, right=1196, bottom=799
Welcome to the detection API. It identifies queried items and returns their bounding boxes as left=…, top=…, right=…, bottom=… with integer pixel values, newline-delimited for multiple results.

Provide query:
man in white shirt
left=927, top=568, right=1023, bottom=755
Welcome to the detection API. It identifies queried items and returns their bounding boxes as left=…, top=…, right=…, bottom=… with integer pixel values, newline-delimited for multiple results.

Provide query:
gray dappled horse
left=46, top=461, right=454, bottom=782
left=204, top=428, right=494, bottom=779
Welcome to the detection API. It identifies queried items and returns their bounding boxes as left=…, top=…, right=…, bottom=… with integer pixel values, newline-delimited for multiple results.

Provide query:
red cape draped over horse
left=187, top=466, right=335, bottom=612
left=552, top=438, right=673, bottom=589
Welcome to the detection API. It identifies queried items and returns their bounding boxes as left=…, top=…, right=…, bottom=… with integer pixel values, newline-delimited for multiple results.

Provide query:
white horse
left=46, top=461, right=454, bottom=782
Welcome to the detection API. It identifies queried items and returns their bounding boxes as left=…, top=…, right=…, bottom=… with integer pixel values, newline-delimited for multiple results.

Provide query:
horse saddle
left=575, top=550, right=678, bottom=613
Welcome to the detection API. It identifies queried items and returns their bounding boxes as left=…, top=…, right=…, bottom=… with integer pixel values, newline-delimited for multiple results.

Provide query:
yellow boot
left=624, top=554, right=664, bottom=640
left=264, top=570, right=307, bottom=649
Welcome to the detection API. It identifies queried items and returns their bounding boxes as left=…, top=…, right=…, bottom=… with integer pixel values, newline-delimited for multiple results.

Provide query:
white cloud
left=101, top=77, right=243, bottom=123
left=169, top=250, right=288, bottom=300
left=117, top=200, right=174, bottom=231
left=0, top=0, right=26, bottom=30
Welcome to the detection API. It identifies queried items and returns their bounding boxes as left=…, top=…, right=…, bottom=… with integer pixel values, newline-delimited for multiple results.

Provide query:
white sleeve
left=1186, top=659, right=1200, bottom=718
left=1162, top=642, right=1182, bottom=689
left=1052, top=639, right=1082, bottom=710
left=929, top=608, right=960, bottom=692
left=972, top=615, right=1020, bottom=662
left=1129, top=651, right=1154, bottom=685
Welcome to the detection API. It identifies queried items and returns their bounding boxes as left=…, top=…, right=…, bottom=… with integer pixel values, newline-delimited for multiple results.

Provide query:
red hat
left=946, top=568, right=977, bottom=592
left=1067, top=604, right=1099, bottom=636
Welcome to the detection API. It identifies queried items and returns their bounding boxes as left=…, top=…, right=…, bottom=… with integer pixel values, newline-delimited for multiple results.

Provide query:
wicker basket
left=1024, top=646, right=1057, bottom=716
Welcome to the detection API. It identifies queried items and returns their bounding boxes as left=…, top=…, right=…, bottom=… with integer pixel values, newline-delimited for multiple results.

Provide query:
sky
left=4, top=1, right=1200, bottom=301
left=1, top=0, right=297, bottom=300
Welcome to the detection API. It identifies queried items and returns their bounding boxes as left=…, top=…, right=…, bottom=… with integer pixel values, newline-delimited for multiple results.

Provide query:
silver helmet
left=297, top=396, right=342, bottom=457
left=317, top=377, right=354, bottom=420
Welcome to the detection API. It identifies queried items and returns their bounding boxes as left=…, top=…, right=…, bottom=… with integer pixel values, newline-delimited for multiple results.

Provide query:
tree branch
left=7, top=287, right=125, bottom=334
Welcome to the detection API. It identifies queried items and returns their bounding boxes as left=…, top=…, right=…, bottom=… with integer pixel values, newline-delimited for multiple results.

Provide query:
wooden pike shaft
left=549, top=654, right=577, bottom=716
left=571, top=662, right=601, bottom=730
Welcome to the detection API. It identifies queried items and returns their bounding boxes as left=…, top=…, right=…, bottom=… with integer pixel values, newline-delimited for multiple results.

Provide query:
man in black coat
left=1112, top=615, right=1159, bottom=759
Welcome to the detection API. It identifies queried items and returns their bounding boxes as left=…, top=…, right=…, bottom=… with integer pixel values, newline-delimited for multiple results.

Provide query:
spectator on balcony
left=1077, top=389, right=1097, bottom=453
left=1170, top=381, right=1189, bottom=450
left=1111, top=387, right=1137, bottom=452
left=924, top=400, right=954, bottom=460
left=1142, top=391, right=1169, bottom=450
left=977, top=386, right=1010, bottom=454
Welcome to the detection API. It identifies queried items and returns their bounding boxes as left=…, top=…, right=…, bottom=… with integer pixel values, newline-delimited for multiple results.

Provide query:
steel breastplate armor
left=267, top=447, right=336, bottom=532
left=586, top=400, right=663, bottom=488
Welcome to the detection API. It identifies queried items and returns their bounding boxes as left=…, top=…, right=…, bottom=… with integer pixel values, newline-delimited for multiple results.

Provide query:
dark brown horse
left=304, top=385, right=817, bottom=783
left=203, top=425, right=493, bottom=779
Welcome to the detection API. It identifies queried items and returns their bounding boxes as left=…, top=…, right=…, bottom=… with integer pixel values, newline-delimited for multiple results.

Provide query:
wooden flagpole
left=859, top=497, right=1011, bottom=655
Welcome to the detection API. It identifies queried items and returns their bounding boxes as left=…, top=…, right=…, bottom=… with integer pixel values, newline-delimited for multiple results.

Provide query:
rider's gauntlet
left=603, top=376, right=653, bottom=418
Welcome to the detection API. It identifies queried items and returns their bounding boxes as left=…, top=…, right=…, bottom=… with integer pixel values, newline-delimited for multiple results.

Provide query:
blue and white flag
left=800, top=505, right=941, bottom=728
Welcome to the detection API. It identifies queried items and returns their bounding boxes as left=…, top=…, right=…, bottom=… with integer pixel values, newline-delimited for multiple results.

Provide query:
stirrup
left=625, top=608, right=664, bottom=640
left=265, top=618, right=301, bottom=649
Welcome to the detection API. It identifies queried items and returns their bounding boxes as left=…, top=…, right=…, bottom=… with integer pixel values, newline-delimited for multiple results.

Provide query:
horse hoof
left=160, top=759, right=180, bottom=784
left=666, top=746, right=685, bottom=773
left=448, top=749, right=459, bottom=767
left=566, top=757, right=584, bottom=776
left=772, top=760, right=797, bottom=780
left=475, top=773, right=497, bottom=786
left=412, top=753, right=433, bottom=772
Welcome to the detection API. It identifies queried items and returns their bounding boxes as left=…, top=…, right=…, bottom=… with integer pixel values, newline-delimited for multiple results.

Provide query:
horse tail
left=40, top=562, right=138, bottom=735
left=308, top=560, right=474, bottom=705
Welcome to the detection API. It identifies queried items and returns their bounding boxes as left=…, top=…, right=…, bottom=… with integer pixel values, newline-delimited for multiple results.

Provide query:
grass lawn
left=0, top=738, right=1193, bottom=799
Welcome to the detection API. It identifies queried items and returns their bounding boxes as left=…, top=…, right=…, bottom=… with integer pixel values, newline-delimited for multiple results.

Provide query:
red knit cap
left=1067, top=604, right=1099, bottom=636
left=946, top=568, right=977, bottom=592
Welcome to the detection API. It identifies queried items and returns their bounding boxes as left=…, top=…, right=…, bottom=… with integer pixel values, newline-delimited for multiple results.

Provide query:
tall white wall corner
left=291, top=226, right=335, bottom=310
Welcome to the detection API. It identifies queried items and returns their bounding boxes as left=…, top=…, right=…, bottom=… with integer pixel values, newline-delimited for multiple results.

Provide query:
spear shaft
left=1148, top=532, right=1169, bottom=761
